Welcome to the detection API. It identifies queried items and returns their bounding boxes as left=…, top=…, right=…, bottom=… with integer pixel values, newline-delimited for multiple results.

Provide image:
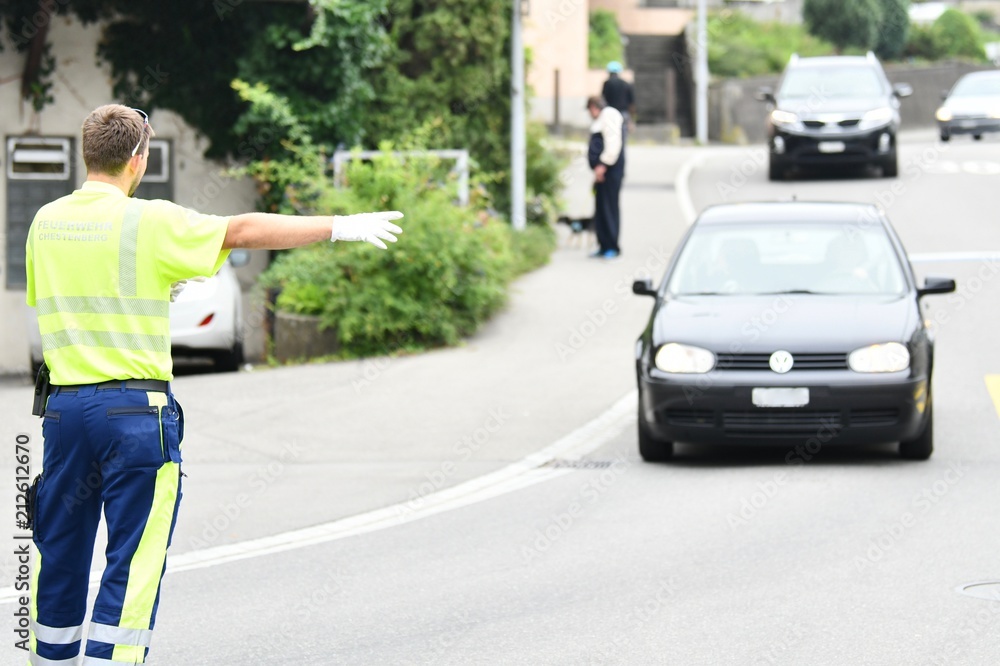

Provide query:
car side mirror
left=892, top=83, right=913, bottom=98
left=917, top=276, right=956, bottom=297
left=940, top=89, right=949, bottom=101
left=229, top=249, right=251, bottom=268
left=754, top=86, right=775, bottom=103
left=633, top=279, right=656, bottom=297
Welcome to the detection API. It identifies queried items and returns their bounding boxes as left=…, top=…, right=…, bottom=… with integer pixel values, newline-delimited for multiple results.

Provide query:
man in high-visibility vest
left=25, top=104, right=403, bottom=665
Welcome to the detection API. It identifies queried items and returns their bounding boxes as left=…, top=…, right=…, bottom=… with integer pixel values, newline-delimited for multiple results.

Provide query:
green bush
left=903, top=23, right=945, bottom=60
left=933, top=9, right=987, bottom=60
left=258, top=149, right=558, bottom=358
left=590, top=10, right=625, bottom=70
left=904, top=9, right=988, bottom=61
left=708, top=10, right=837, bottom=78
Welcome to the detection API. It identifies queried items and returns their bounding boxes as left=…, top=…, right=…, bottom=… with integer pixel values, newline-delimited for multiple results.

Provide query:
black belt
left=55, top=379, right=169, bottom=394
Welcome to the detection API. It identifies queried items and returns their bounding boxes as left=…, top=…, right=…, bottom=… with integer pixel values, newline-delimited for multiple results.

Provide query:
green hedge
left=590, top=10, right=625, bottom=70
left=259, top=151, right=555, bottom=359
left=709, top=10, right=836, bottom=78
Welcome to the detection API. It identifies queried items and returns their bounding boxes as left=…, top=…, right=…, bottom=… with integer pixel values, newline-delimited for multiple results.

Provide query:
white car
left=28, top=250, right=249, bottom=374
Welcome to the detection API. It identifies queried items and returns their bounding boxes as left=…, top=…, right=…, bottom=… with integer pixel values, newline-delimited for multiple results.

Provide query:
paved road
left=2, top=133, right=999, bottom=664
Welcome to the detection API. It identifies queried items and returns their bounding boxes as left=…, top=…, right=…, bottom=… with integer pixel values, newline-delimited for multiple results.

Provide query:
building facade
left=1, top=16, right=259, bottom=374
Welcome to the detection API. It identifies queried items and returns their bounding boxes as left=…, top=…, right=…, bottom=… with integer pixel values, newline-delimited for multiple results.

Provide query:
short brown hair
left=81, top=104, right=154, bottom=176
left=585, top=95, right=606, bottom=111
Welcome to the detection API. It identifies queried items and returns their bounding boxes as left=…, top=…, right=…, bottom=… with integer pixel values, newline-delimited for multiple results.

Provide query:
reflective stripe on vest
left=41, top=329, right=169, bottom=354
left=118, top=199, right=144, bottom=297
left=35, top=296, right=169, bottom=319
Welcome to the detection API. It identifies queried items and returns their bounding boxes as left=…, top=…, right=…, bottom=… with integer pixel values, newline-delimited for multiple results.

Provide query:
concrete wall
left=0, top=17, right=262, bottom=375
left=709, top=62, right=1000, bottom=144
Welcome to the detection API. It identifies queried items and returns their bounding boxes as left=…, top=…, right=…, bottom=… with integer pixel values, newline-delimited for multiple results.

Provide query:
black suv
left=756, top=53, right=912, bottom=180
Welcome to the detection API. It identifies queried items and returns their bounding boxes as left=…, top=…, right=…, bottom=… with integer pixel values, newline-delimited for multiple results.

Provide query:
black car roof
left=695, top=201, right=883, bottom=226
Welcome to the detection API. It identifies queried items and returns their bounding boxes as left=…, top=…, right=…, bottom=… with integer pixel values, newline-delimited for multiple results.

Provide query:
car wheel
left=899, top=409, right=933, bottom=460
left=940, top=132, right=950, bottom=142
left=768, top=160, right=784, bottom=182
left=881, top=153, right=898, bottom=178
left=973, top=134, right=983, bottom=141
left=638, top=408, right=674, bottom=462
left=214, top=340, right=244, bottom=373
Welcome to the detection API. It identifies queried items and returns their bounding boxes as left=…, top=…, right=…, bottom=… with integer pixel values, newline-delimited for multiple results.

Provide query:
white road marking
left=0, top=391, right=637, bottom=602
left=676, top=151, right=709, bottom=226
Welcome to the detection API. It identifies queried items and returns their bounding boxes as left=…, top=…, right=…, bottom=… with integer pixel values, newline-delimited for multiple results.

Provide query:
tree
left=359, top=0, right=516, bottom=210
left=932, top=9, right=987, bottom=60
left=0, top=1, right=390, bottom=159
left=803, top=0, right=884, bottom=53
left=1, top=0, right=562, bottom=220
left=589, top=10, right=624, bottom=70
left=875, top=0, right=911, bottom=60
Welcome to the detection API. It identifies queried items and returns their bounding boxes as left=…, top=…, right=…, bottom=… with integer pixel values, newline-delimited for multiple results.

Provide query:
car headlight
left=990, top=109, right=1000, bottom=120
left=655, top=343, right=716, bottom=374
left=848, top=342, right=910, bottom=373
left=770, top=109, right=800, bottom=128
left=935, top=107, right=953, bottom=122
left=860, top=107, right=894, bottom=129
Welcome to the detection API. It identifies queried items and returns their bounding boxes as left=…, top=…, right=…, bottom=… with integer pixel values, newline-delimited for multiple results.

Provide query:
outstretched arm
left=223, top=211, right=403, bottom=250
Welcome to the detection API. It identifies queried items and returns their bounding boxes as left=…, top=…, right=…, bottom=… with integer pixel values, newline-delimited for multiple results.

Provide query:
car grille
left=801, top=119, right=861, bottom=129
left=723, top=410, right=842, bottom=436
left=849, top=408, right=899, bottom=427
left=659, top=408, right=900, bottom=434
left=661, top=409, right=715, bottom=427
left=715, top=352, right=848, bottom=371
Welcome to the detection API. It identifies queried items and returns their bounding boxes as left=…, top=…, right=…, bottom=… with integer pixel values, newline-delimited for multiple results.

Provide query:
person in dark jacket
left=601, top=61, right=636, bottom=132
left=586, top=95, right=625, bottom=259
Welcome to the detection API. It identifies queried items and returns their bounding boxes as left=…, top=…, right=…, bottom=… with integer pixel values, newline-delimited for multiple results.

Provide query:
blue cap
left=607, top=61, right=623, bottom=73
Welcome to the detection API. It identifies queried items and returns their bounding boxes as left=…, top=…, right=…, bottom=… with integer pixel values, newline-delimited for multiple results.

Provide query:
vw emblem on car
left=769, top=350, right=794, bottom=374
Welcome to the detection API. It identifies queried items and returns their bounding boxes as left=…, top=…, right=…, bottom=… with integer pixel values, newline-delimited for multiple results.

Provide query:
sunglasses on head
left=130, top=108, right=149, bottom=157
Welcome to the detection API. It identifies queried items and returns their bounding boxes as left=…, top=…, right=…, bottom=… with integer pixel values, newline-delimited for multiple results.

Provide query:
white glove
left=169, top=276, right=207, bottom=302
left=331, top=211, right=403, bottom=250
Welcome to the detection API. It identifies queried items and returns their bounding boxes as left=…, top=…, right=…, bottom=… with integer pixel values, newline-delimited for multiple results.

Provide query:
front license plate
left=818, top=141, right=846, bottom=153
left=752, top=387, right=809, bottom=408
left=960, top=120, right=977, bottom=128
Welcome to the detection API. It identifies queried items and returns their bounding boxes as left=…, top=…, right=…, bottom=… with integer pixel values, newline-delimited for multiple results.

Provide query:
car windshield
left=950, top=73, right=1000, bottom=97
left=779, top=66, right=885, bottom=99
left=668, top=222, right=908, bottom=297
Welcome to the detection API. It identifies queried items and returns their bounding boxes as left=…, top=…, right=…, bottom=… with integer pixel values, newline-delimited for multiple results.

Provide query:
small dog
left=557, top=214, right=596, bottom=249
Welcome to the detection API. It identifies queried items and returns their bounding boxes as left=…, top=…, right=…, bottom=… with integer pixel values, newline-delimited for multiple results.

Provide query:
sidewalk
left=0, top=141, right=702, bottom=571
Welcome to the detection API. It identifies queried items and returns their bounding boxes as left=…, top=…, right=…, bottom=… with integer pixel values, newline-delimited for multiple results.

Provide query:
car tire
left=973, top=134, right=983, bottom=141
left=638, top=409, right=674, bottom=462
left=940, top=132, right=950, bottom=142
left=214, top=340, right=244, bottom=373
left=881, top=153, right=898, bottom=178
left=768, top=160, right=784, bottom=182
left=899, top=409, right=933, bottom=460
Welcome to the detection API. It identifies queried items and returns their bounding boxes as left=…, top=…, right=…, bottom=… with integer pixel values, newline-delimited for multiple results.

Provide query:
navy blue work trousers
left=594, top=171, right=623, bottom=254
left=31, top=383, right=183, bottom=665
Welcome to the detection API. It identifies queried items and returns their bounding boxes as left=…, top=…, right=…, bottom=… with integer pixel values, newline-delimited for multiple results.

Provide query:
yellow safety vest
left=26, top=181, right=231, bottom=385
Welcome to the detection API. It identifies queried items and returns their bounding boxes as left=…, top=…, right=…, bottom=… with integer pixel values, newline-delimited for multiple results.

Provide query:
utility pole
left=695, top=0, right=708, bottom=146
left=511, top=0, right=527, bottom=231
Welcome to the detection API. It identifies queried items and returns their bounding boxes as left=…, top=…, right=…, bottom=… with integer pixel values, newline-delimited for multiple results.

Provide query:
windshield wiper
left=752, top=289, right=819, bottom=295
